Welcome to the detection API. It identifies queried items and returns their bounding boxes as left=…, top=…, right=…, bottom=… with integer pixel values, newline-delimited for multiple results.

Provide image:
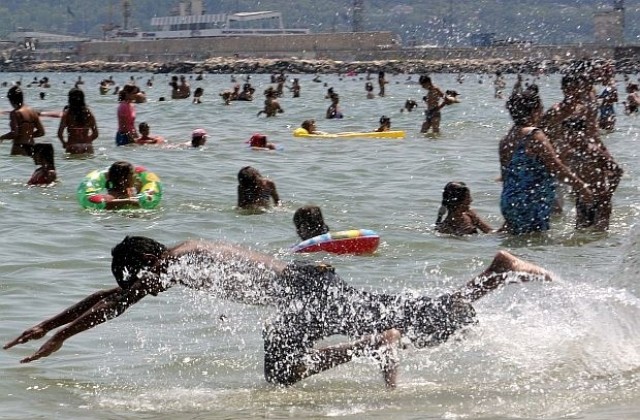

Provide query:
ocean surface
left=0, top=71, right=639, bottom=420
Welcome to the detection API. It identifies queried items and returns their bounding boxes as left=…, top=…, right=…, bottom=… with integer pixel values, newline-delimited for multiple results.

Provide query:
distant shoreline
left=1, top=57, right=638, bottom=74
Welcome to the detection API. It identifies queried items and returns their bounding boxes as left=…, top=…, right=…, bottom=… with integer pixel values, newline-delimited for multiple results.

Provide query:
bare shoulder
left=169, top=240, right=286, bottom=270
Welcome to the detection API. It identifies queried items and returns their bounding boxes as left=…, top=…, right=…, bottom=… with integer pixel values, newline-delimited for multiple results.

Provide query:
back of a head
left=301, top=120, right=314, bottom=131
left=506, top=87, right=541, bottom=126
left=108, top=161, right=134, bottom=188
left=237, top=166, right=261, bottom=187
left=33, top=143, right=55, bottom=166
left=419, top=75, right=431, bottom=86
left=111, top=236, right=168, bottom=289
left=8, top=86, right=23, bottom=107
left=68, top=87, right=87, bottom=122
left=442, top=182, right=470, bottom=209
left=294, top=205, right=330, bottom=240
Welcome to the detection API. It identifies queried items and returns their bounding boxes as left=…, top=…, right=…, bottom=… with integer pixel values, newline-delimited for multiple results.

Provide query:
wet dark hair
left=506, top=85, right=542, bottom=126
left=379, top=115, right=391, bottom=125
left=301, top=119, right=315, bottom=132
left=294, top=205, right=330, bottom=240
left=139, top=121, right=149, bottom=131
left=111, top=236, right=168, bottom=289
left=32, top=143, right=55, bottom=168
left=107, top=161, right=134, bottom=190
left=67, top=87, right=89, bottom=125
left=435, top=182, right=470, bottom=225
left=419, top=75, right=432, bottom=86
left=7, top=86, right=23, bottom=107
left=365, top=82, right=373, bottom=91
left=237, top=166, right=262, bottom=187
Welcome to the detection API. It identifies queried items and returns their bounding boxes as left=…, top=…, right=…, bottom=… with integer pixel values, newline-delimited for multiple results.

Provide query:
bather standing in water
left=0, top=86, right=45, bottom=156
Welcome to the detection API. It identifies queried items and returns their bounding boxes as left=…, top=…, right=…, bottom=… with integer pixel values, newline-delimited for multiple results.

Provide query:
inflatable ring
left=291, top=229, right=380, bottom=255
left=77, top=165, right=163, bottom=210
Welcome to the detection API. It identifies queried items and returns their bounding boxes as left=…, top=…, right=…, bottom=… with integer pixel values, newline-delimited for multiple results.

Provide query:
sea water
left=0, top=71, right=639, bottom=419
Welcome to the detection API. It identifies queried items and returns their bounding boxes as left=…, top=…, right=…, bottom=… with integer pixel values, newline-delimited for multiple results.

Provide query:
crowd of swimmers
left=0, top=60, right=636, bottom=390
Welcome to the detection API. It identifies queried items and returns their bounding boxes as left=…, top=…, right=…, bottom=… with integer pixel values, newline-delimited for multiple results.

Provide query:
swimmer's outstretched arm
left=455, top=251, right=553, bottom=302
left=4, top=287, right=121, bottom=350
left=5, top=283, right=151, bottom=363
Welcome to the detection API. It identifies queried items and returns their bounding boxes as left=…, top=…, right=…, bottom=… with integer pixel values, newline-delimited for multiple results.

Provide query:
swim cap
left=192, top=128, right=207, bottom=138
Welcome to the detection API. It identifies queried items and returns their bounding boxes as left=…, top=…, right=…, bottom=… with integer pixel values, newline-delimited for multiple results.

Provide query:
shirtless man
left=4, top=236, right=551, bottom=388
left=419, top=75, right=447, bottom=135
left=257, top=87, right=283, bottom=117
left=0, top=86, right=45, bottom=156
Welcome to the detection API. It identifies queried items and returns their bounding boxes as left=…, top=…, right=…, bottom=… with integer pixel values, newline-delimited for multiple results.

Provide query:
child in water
left=435, top=182, right=493, bottom=235
left=248, top=133, right=276, bottom=150
left=28, top=143, right=56, bottom=186
left=103, top=161, right=142, bottom=210
left=293, top=205, right=330, bottom=240
left=326, top=93, right=343, bottom=119
left=191, top=128, right=208, bottom=147
left=135, top=122, right=164, bottom=145
left=236, top=166, right=281, bottom=211
left=376, top=115, right=391, bottom=132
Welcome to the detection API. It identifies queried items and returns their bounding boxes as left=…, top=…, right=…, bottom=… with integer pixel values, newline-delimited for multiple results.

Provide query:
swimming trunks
left=115, top=131, right=134, bottom=146
left=500, top=129, right=556, bottom=234
left=262, top=262, right=476, bottom=385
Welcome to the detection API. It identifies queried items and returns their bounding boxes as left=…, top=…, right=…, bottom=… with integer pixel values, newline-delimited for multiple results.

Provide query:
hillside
left=0, top=0, right=636, bottom=46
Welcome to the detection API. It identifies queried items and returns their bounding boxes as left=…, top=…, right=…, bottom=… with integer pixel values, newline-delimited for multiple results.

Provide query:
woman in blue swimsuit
left=498, top=86, right=593, bottom=235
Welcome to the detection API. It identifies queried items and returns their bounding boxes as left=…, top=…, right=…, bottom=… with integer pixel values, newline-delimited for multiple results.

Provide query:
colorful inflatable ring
left=77, top=165, right=163, bottom=210
left=291, top=229, right=380, bottom=255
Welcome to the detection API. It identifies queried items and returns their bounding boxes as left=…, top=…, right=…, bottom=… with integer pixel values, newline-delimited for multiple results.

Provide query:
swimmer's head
left=32, top=143, right=55, bottom=167
left=507, top=85, right=542, bottom=126
left=139, top=122, right=150, bottom=135
left=441, top=182, right=471, bottom=208
left=237, top=166, right=262, bottom=187
left=111, top=236, right=168, bottom=289
left=379, top=115, right=391, bottom=126
left=294, top=205, right=330, bottom=240
left=249, top=133, right=267, bottom=148
left=301, top=119, right=316, bottom=132
left=192, top=128, right=207, bottom=147
left=419, top=75, right=432, bottom=87
left=7, top=86, right=23, bottom=107
left=107, top=161, right=135, bottom=190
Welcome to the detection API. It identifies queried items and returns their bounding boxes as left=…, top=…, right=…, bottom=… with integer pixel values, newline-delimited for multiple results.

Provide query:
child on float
left=103, top=161, right=142, bottom=210
left=293, top=205, right=330, bottom=241
left=27, top=143, right=56, bottom=186
left=135, top=122, right=164, bottom=145
left=236, top=166, right=281, bottom=212
left=296, top=120, right=328, bottom=135
left=376, top=115, right=391, bottom=132
left=248, top=133, right=276, bottom=150
left=435, top=182, right=493, bottom=235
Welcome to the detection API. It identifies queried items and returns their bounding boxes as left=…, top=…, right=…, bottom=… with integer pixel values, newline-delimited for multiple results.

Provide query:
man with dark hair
left=4, top=236, right=552, bottom=388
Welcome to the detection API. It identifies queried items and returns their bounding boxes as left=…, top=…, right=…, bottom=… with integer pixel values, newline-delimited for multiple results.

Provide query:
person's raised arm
left=4, top=287, right=120, bottom=350
left=267, top=180, right=281, bottom=206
